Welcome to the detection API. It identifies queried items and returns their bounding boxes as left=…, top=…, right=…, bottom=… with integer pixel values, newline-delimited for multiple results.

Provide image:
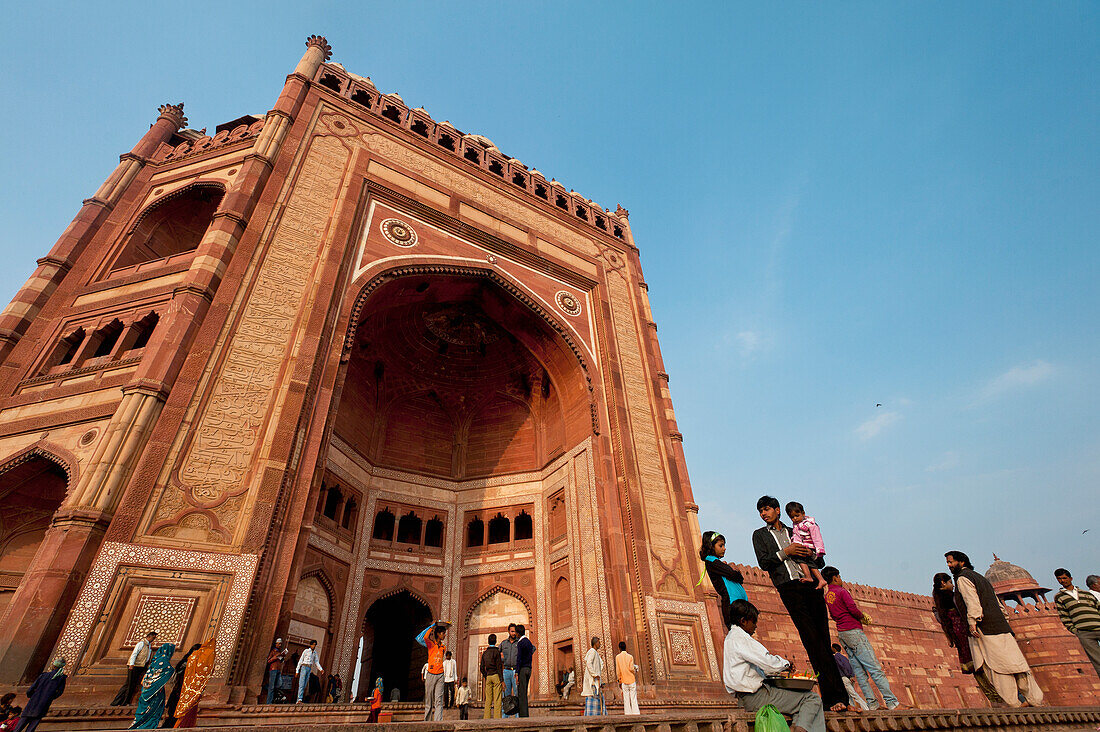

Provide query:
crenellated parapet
left=155, top=117, right=265, bottom=163
left=311, top=61, right=630, bottom=244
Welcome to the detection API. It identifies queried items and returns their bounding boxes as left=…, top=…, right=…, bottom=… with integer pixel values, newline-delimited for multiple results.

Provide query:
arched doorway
left=0, top=455, right=68, bottom=618
left=466, top=591, right=529, bottom=702
left=324, top=270, right=593, bottom=703
left=364, top=591, right=432, bottom=702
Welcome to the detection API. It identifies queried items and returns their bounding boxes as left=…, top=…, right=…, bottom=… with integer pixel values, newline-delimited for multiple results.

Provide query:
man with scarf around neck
left=945, top=550, right=1044, bottom=707
left=13, top=658, right=66, bottom=732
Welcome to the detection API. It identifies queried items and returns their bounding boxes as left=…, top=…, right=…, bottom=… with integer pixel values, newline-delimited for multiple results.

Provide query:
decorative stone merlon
left=157, top=103, right=187, bottom=129
left=306, top=34, right=332, bottom=60
left=616, top=204, right=630, bottom=219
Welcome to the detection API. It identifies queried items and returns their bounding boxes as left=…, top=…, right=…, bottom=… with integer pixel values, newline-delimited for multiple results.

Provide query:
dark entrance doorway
left=365, top=591, right=431, bottom=702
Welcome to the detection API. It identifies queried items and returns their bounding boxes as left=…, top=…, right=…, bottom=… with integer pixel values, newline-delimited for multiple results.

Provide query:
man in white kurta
left=948, top=552, right=1044, bottom=707
left=582, top=638, right=605, bottom=715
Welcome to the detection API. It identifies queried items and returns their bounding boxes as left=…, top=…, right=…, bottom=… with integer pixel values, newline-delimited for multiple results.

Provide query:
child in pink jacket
left=785, top=501, right=827, bottom=589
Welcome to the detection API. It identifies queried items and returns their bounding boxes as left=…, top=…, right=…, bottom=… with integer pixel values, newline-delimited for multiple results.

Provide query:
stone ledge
left=38, top=706, right=1100, bottom=731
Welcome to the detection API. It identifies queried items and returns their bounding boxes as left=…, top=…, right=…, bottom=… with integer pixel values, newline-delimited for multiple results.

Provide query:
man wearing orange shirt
left=615, top=641, right=640, bottom=715
left=416, top=620, right=450, bottom=721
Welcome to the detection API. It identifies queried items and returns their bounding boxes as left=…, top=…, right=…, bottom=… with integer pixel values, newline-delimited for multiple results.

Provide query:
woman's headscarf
left=174, top=639, right=216, bottom=720
left=50, top=658, right=66, bottom=679
left=139, top=644, right=176, bottom=700
left=375, top=677, right=384, bottom=695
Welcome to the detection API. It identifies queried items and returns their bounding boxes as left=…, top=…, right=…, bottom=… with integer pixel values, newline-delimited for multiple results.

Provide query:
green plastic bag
left=754, top=703, right=791, bottom=732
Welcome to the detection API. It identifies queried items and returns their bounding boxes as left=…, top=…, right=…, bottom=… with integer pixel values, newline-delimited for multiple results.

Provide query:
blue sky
left=1, top=3, right=1097, bottom=594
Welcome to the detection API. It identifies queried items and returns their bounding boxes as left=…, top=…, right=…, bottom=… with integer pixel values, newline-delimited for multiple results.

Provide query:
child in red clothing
left=0, top=707, right=20, bottom=732
left=785, top=501, right=827, bottom=589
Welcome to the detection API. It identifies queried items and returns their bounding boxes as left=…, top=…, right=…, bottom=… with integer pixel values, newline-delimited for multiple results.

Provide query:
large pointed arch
left=342, top=263, right=598, bottom=436
left=0, top=441, right=78, bottom=499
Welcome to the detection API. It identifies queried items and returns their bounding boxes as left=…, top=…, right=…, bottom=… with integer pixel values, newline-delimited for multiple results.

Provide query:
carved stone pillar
left=0, top=508, right=111, bottom=683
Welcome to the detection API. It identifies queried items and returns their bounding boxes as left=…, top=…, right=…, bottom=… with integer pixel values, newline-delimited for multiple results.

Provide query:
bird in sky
left=875, top=403, right=882, bottom=407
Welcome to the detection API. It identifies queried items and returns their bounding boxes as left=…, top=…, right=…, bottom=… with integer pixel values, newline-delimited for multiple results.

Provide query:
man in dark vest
left=945, top=551, right=1044, bottom=707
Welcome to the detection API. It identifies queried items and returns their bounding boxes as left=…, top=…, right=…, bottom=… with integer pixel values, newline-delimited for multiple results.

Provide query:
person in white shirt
left=723, top=599, right=825, bottom=732
left=296, top=639, right=324, bottom=703
left=442, top=651, right=458, bottom=708
left=582, top=637, right=605, bottom=715
left=561, top=667, right=575, bottom=699
left=111, top=630, right=157, bottom=706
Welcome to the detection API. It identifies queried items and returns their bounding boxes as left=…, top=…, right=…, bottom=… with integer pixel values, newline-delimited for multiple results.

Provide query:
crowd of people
left=8, top=493, right=1095, bottom=729
left=276, top=492, right=1097, bottom=729
left=107, top=634, right=215, bottom=729
left=698, top=494, right=1098, bottom=732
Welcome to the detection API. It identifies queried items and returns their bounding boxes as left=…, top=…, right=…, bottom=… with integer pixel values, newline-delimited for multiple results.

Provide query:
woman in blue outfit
left=699, top=530, right=747, bottom=629
left=130, top=643, right=175, bottom=729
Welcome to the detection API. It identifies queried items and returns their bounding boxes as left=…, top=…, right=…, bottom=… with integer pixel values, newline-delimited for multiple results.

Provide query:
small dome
left=985, top=554, right=1051, bottom=597
left=464, top=134, right=495, bottom=148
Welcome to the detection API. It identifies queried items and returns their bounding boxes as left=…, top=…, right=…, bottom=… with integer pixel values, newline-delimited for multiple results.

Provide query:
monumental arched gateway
left=2, top=35, right=1098, bottom=714
left=0, top=36, right=716, bottom=704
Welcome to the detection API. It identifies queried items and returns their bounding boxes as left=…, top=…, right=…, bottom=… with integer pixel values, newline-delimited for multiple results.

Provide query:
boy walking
left=455, top=677, right=470, bottom=719
left=832, top=643, right=869, bottom=710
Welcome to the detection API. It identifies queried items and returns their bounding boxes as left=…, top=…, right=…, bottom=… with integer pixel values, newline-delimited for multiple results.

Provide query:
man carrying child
left=752, top=496, right=849, bottom=712
left=723, top=599, right=826, bottom=732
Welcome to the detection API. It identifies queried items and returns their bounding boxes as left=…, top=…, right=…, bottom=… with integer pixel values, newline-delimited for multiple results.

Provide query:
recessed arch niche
left=333, top=272, right=592, bottom=480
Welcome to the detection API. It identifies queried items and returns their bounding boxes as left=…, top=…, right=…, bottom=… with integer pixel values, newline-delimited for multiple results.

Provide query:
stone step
left=37, top=705, right=1100, bottom=732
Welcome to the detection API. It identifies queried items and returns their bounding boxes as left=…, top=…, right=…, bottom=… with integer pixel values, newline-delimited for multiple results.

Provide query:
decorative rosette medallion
left=380, top=218, right=418, bottom=247
left=555, top=290, right=582, bottom=317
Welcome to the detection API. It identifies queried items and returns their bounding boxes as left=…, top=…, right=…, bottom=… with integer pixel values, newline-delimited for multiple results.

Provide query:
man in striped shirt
left=1053, top=568, right=1100, bottom=678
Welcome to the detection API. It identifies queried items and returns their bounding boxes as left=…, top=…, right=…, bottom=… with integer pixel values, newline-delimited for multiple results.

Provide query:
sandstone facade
left=0, top=37, right=1095, bottom=711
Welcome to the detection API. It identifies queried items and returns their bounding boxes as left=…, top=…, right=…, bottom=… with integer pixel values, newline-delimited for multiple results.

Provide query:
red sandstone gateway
left=0, top=36, right=1095, bottom=716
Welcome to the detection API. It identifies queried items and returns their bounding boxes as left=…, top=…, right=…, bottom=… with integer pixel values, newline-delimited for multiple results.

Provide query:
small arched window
left=112, top=186, right=223, bottom=271
left=341, top=498, right=357, bottom=530
left=487, top=513, right=510, bottom=544
left=514, top=510, right=533, bottom=541
left=372, top=508, right=395, bottom=541
left=467, top=517, right=484, bottom=548
left=323, top=485, right=343, bottom=520
left=424, top=517, right=444, bottom=548
left=90, top=319, right=124, bottom=359
left=123, top=312, right=159, bottom=353
left=51, top=327, right=86, bottom=368
left=397, top=511, right=422, bottom=544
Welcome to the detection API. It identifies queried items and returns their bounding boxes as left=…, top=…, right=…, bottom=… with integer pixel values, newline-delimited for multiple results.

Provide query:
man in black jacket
left=752, top=495, right=849, bottom=712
